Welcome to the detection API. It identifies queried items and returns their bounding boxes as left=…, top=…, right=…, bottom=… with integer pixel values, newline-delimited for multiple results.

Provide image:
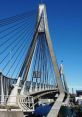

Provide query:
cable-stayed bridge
left=0, top=4, right=69, bottom=117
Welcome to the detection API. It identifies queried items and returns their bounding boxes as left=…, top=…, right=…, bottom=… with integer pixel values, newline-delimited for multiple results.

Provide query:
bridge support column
left=51, top=85, right=53, bottom=89
left=47, top=85, right=49, bottom=90
left=39, top=83, right=42, bottom=91
left=42, top=84, right=45, bottom=90
left=35, top=83, right=38, bottom=92
left=0, top=72, right=5, bottom=105
left=7, top=77, right=21, bottom=106
left=49, top=85, right=51, bottom=90
left=45, top=84, right=48, bottom=90
left=20, top=81, right=28, bottom=95
left=29, top=82, right=33, bottom=93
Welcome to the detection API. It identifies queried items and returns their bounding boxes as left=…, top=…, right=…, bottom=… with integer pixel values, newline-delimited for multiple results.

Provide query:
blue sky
left=0, top=0, right=82, bottom=92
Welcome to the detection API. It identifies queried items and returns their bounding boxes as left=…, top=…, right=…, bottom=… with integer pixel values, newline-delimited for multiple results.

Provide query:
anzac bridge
left=0, top=4, right=69, bottom=117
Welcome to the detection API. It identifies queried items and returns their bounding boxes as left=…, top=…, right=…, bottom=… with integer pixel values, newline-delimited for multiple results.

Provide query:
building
left=75, top=90, right=82, bottom=105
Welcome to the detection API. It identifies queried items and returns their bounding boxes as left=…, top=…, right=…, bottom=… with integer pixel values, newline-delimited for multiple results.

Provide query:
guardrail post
left=29, top=82, right=33, bottom=93
left=39, top=83, right=42, bottom=91
left=35, top=82, right=38, bottom=92
left=20, top=81, right=27, bottom=95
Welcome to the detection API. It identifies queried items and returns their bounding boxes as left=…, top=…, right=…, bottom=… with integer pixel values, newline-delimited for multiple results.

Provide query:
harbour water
left=27, top=104, right=82, bottom=117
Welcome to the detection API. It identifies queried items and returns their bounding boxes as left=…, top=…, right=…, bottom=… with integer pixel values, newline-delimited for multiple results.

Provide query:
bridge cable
left=2, top=24, right=34, bottom=73
left=0, top=13, right=36, bottom=36
left=11, top=29, right=34, bottom=78
left=18, top=13, right=43, bottom=81
left=0, top=20, right=34, bottom=55
left=0, top=20, right=34, bottom=65
left=5, top=31, right=33, bottom=76
left=0, top=10, right=37, bottom=27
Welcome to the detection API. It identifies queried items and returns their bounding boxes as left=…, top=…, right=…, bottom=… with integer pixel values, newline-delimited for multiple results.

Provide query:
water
left=26, top=104, right=82, bottom=117
left=34, top=104, right=52, bottom=116
left=26, top=104, right=52, bottom=117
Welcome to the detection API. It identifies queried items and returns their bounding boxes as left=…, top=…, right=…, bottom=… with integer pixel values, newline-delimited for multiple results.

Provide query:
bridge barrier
left=0, top=73, right=56, bottom=96
left=0, top=94, right=34, bottom=112
left=17, top=95, right=34, bottom=112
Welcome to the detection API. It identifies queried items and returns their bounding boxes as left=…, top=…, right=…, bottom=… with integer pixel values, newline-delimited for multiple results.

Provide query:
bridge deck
left=30, top=88, right=58, bottom=95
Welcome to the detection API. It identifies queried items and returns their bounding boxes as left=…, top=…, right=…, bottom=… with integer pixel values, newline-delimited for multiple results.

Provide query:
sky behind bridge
left=0, top=0, right=82, bottom=92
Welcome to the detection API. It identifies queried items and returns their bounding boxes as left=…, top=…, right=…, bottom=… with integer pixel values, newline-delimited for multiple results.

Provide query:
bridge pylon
left=7, top=4, right=66, bottom=109
left=19, top=4, right=65, bottom=94
left=38, top=4, right=65, bottom=93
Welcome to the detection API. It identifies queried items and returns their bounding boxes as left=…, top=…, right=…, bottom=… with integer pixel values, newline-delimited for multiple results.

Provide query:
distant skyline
left=0, top=0, right=82, bottom=92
